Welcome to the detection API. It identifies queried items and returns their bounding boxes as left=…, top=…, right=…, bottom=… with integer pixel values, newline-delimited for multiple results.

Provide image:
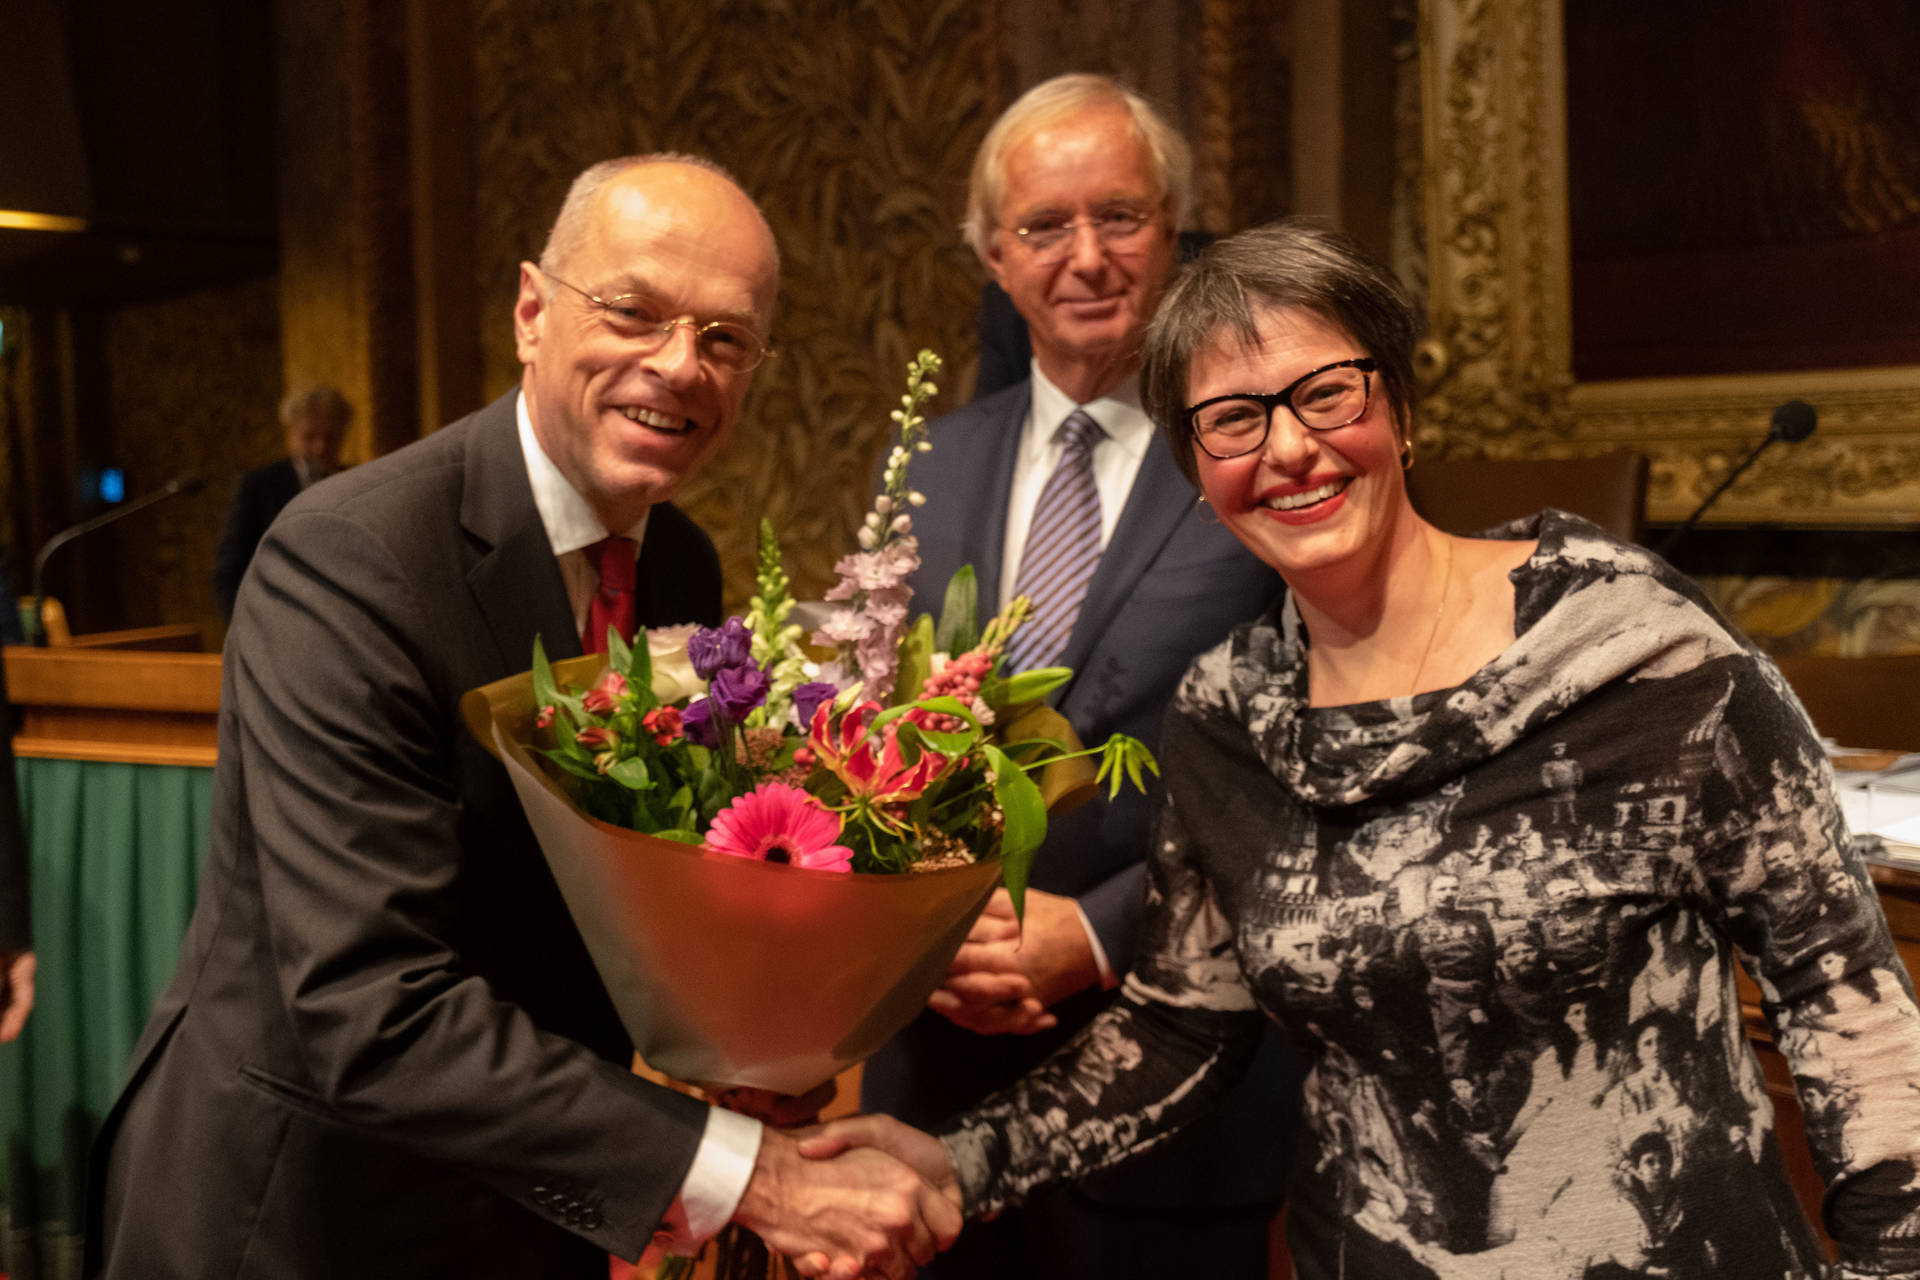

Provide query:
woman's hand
left=797, top=1114, right=961, bottom=1209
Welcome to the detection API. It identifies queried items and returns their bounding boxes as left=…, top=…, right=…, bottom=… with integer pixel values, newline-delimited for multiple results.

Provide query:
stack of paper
left=1831, top=751, right=1920, bottom=867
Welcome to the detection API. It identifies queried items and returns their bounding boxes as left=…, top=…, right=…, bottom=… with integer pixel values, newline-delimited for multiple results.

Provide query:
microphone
left=1655, top=401, right=1816, bottom=559
left=25, top=473, right=205, bottom=644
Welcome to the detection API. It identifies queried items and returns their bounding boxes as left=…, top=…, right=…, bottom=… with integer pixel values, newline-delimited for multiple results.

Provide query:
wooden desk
left=4, top=644, right=220, bottom=766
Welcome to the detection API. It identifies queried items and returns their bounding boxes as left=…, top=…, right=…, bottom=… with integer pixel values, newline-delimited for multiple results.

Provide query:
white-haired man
left=92, top=154, right=956, bottom=1280
left=211, top=383, right=354, bottom=618
left=864, top=74, right=1302, bottom=1279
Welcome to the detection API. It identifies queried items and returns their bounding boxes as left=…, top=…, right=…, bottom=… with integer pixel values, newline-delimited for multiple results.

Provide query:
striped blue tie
left=1006, top=409, right=1105, bottom=673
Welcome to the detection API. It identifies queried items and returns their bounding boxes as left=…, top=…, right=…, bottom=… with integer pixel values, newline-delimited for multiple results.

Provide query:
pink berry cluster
left=915, top=648, right=995, bottom=733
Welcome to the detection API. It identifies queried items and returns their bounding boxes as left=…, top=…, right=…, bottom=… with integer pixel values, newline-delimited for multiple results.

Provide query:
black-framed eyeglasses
left=1185, top=358, right=1378, bottom=460
left=1008, top=206, right=1156, bottom=262
left=541, top=269, right=774, bottom=373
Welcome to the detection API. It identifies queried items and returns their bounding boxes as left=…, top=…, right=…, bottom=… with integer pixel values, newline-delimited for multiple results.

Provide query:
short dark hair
left=1626, top=1129, right=1673, bottom=1168
left=1140, top=217, right=1420, bottom=488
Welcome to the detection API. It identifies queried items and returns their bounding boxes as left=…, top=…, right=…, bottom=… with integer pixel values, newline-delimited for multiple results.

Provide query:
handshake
left=724, top=1096, right=962, bottom=1280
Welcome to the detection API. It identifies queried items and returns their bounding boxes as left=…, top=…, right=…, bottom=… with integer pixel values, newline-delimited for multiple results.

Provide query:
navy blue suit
left=863, top=382, right=1305, bottom=1277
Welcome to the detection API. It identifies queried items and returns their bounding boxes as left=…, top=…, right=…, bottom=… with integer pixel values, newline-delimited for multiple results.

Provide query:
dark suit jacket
left=862, top=381, right=1303, bottom=1209
left=89, top=392, right=724, bottom=1277
left=211, top=457, right=304, bottom=618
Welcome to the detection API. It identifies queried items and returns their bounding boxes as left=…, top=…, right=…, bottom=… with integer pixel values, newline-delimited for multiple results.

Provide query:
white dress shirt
left=515, top=392, right=759, bottom=1246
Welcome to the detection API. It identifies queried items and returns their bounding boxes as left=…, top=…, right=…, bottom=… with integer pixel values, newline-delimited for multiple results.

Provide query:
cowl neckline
left=1221, top=509, right=1748, bottom=809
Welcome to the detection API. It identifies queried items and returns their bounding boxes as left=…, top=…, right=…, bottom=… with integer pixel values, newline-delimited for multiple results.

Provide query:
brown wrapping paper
left=463, top=652, right=1094, bottom=1093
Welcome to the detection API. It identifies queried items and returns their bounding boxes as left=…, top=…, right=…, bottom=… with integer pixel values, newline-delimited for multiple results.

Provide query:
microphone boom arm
left=27, top=475, right=201, bottom=642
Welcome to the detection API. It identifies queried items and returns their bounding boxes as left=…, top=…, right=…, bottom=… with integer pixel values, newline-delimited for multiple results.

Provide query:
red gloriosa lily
left=807, top=700, right=949, bottom=807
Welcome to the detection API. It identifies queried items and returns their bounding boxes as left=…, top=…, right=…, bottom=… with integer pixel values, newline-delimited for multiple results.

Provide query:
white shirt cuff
left=1074, top=900, right=1119, bottom=990
left=656, top=1107, right=763, bottom=1252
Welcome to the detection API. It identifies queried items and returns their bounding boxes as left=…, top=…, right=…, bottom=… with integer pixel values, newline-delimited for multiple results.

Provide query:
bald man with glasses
left=91, top=153, right=956, bottom=1280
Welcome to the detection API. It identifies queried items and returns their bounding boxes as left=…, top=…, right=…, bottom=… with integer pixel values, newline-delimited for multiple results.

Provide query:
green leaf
left=916, top=727, right=980, bottom=755
left=666, top=783, right=696, bottom=830
left=535, top=748, right=605, bottom=782
left=653, top=828, right=705, bottom=845
left=626, top=626, right=656, bottom=710
left=1093, top=734, right=1161, bottom=800
left=870, top=696, right=977, bottom=734
left=531, top=635, right=563, bottom=720
left=983, top=743, right=1047, bottom=921
left=606, top=756, right=651, bottom=790
left=892, top=613, right=937, bottom=705
left=935, top=565, right=980, bottom=655
left=981, top=667, right=1071, bottom=709
left=606, top=627, right=633, bottom=680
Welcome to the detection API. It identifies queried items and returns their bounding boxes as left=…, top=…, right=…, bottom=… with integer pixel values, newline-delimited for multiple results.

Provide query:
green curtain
left=1, top=758, right=209, bottom=1280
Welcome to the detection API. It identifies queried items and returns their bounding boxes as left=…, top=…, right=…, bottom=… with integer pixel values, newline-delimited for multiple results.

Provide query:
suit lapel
left=458, top=394, right=580, bottom=671
left=969, top=388, right=1029, bottom=609
left=1054, top=440, right=1193, bottom=680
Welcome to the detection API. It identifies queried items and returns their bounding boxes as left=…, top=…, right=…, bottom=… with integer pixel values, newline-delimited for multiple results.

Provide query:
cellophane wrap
left=462, top=652, right=1093, bottom=1094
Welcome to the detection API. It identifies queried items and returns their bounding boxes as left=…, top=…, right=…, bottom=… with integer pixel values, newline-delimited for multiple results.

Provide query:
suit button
left=531, top=1186, right=551, bottom=1206
left=580, top=1208, right=603, bottom=1230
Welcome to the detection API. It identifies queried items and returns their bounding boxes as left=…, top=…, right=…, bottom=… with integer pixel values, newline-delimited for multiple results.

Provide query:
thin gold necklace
left=1407, top=536, right=1455, bottom=695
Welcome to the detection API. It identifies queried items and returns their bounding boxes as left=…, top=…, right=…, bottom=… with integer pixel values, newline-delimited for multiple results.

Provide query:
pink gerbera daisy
left=704, top=783, right=854, bottom=873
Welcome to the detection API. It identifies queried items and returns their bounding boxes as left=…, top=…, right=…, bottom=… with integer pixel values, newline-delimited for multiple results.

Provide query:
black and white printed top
left=942, top=512, right=1920, bottom=1280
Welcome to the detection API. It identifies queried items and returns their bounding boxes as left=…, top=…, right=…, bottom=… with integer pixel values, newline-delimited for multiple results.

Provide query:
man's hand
left=926, top=888, right=1101, bottom=1036
left=0, top=950, right=34, bottom=1043
left=732, top=1127, right=959, bottom=1280
left=793, top=1115, right=963, bottom=1276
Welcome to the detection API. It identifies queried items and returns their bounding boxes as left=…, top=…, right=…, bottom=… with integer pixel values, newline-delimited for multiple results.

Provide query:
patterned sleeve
left=1694, top=654, right=1920, bottom=1278
left=937, top=669, right=1269, bottom=1217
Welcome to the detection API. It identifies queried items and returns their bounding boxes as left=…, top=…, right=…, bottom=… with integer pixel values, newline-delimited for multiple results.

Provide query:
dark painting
left=1565, top=0, right=1920, bottom=381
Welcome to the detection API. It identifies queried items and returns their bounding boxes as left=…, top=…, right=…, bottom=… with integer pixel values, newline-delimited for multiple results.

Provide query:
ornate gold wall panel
left=103, top=278, right=283, bottom=635
left=472, top=0, right=993, bottom=608
left=1415, top=0, right=1920, bottom=525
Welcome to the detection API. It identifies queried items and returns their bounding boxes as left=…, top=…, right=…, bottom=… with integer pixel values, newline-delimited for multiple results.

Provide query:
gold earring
left=1400, top=438, right=1415, bottom=471
left=1195, top=494, right=1221, bottom=526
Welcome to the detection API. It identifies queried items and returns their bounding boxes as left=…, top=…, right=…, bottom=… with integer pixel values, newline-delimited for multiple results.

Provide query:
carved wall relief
left=473, top=0, right=993, bottom=607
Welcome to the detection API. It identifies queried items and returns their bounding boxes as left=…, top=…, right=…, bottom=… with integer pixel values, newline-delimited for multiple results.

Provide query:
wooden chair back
left=1406, top=452, right=1650, bottom=542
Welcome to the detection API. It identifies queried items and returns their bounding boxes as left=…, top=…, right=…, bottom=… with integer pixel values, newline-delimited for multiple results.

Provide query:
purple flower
left=792, top=681, right=838, bottom=730
left=709, top=663, right=771, bottom=722
left=681, top=697, right=718, bottom=747
left=688, top=617, right=753, bottom=680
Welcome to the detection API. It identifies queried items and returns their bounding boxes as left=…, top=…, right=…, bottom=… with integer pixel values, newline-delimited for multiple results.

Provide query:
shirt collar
left=515, top=390, right=649, bottom=556
left=1027, top=361, right=1155, bottom=461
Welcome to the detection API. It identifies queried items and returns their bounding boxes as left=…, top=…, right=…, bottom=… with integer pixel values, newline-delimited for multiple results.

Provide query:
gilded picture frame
left=1414, top=0, right=1920, bottom=526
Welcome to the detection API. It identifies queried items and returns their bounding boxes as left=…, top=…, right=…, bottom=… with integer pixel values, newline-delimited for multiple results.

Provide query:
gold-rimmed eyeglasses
left=541, top=269, right=774, bottom=373
left=1007, top=206, right=1156, bottom=263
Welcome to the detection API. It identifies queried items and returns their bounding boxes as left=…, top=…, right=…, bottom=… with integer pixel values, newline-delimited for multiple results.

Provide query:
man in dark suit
left=211, top=384, right=353, bottom=618
left=862, top=75, right=1302, bottom=1278
left=90, top=155, right=955, bottom=1280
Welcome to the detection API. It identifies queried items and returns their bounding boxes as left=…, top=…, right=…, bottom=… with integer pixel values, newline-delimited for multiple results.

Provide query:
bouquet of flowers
left=462, top=351, right=1154, bottom=1098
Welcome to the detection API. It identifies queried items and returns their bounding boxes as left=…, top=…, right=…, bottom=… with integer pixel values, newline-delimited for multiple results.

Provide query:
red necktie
left=582, top=536, right=637, bottom=653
